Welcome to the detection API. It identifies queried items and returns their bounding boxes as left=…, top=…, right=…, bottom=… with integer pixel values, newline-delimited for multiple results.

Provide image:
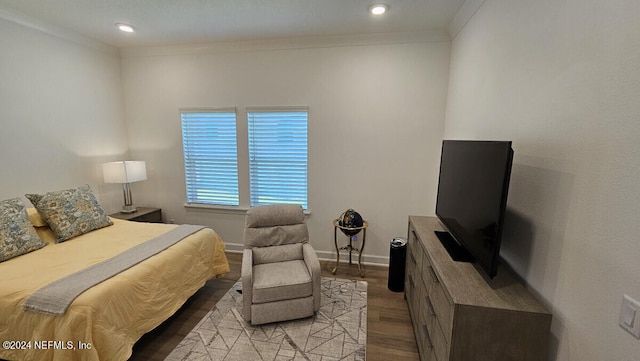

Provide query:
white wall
left=6, top=2, right=637, bottom=358
left=0, top=15, right=129, bottom=208
left=120, top=37, right=451, bottom=262
left=445, top=0, right=640, bottom=359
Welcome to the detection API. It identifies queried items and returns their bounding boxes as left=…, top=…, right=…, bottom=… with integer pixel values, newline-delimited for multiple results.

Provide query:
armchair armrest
left=241, top=248, right=253, bottom=322
left=302, top=243, right=321, bottom=311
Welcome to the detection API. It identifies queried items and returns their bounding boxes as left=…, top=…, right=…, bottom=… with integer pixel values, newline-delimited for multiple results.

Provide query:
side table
left=331, top=219, right=368, bottom=277
left=109, top=207, right=162, bottom=223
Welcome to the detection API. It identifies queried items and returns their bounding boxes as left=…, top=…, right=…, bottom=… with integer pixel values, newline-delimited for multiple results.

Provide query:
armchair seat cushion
left=252, top=260, right=312, bottom=304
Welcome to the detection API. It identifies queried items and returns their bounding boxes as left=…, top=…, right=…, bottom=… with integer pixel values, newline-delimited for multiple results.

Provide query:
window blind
left=181, top=110, right=239, bottom=206
left=247, top=108, right=308, bottom=209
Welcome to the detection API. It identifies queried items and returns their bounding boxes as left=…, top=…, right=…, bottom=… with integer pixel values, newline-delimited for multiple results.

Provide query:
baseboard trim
left=225, top=242, right=389, bottom=267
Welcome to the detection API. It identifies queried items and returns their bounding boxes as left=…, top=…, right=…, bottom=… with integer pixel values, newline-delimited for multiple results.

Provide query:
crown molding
left=0, top=4, right=454, bottom=58
left=448, top=0, right=487, bottom=40
left=0, top=6, right=118, bottom=55
left=120, top=31, right=451, bottom=58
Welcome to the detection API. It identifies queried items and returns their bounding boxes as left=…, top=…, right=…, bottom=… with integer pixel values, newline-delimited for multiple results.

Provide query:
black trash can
left=388, top=237, right=407, bottom=292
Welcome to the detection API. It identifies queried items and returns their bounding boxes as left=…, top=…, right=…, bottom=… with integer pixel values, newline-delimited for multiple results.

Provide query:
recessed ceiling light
left=369, top=4, right=388, bottom=15
left=116, top=23, right=135, bottom=33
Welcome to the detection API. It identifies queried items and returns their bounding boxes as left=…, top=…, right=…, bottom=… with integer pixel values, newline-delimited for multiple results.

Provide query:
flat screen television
left=435, top=140, right=514, bottom=279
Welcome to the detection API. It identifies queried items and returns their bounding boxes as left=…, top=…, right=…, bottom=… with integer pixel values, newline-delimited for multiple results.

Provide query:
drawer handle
left=409, top=275, right=414, bottom=289
left=421, top=324, right=433, bottom=348
left=409, top=251, right=416, bottom=265
left=426, top=295, right=436, bottom=316
left=427, top=265, right=439, bottom=283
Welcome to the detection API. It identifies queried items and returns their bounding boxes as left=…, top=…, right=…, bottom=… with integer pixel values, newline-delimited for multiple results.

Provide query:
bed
left=0, top=191, right=229, bottom=361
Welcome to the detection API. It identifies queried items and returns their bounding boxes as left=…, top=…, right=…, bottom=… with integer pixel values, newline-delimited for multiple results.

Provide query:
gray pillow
left=26, top=184, right=112, bottom=243
left=0, top=198, right=47, bottom=262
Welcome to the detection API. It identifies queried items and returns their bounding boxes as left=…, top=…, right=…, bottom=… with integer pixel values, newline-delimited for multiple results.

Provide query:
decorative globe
left=338, top=209, right=364, bottom=236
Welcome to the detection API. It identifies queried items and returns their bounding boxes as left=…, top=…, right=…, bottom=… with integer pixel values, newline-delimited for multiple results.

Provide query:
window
left=248, top=108, right=308, bottom=209
left=180, top=107, right=308, bottom=210
left=181, top=109, right=239, bottom=206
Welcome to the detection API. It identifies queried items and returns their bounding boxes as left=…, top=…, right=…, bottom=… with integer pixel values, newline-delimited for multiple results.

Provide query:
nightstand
left=109, top=207, right=162, bottom=223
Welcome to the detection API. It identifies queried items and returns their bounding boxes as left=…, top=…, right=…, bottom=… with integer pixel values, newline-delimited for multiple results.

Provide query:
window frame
left=247, top=106, right=309, bottom=210
left=180, top=106, right=310, bottom=212
left=180, top=107, right=240, bottom=207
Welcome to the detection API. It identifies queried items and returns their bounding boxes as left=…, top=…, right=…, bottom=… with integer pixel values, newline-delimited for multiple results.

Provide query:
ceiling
left=0, top=0, right=467, bottom=48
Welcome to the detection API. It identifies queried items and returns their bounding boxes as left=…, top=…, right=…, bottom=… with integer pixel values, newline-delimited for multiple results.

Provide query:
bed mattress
left=0, top=218, right=229, bottom=361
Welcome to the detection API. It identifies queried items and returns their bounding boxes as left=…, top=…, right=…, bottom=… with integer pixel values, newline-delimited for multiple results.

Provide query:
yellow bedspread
left=0, top=218, right=229, bottom=361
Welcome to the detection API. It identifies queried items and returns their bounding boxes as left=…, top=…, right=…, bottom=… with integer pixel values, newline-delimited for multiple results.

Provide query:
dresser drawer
left=406, top=273, right=419, bottom=318
left=405, top=273, right=413, bottom=308
left=408, top=227, right=423, bottom=274
left=430, top=278, right=453, bottom=344
left=407, top=246, right=418, bottom=281
left=421, top=253, right=436, bottom=292
left=417, top=297, right=436, bottom=361
left=430, top=311, right=448, bottom=361
left=405, top=246, right=416, bottom=287
left=420, top=293, right=447, bottom=361
left=422, top=259, right=454, bottom=345
left=421, top=293, right=438, bottom=344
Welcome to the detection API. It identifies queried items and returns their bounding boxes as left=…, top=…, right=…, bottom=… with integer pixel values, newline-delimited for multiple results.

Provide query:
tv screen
left=435, top=140, right=513, bottom=279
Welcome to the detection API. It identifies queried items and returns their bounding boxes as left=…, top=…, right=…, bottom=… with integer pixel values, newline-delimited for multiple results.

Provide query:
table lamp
left=103, top=160, right=147, bottom=213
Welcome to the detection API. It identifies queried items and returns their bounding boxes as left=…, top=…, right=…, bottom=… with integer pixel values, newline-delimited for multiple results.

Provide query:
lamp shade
left=103, top=161, right=147, bottom=184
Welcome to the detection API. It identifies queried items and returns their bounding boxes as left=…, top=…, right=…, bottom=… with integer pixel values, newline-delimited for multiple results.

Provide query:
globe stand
left=332, top=219, right=368, bottom=277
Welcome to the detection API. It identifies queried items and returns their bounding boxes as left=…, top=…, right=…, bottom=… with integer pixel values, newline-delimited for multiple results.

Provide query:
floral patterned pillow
left=0, top=198, right=47, bottom=262
left=26, top=184, right=113, bottom=243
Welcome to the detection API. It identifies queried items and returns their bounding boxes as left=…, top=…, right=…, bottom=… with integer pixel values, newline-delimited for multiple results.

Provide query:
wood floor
left=130, top=252, right=419, bottom=361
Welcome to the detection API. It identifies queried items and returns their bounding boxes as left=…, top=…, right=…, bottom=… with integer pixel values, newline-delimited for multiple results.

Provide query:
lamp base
left=121, top=204, right=137, bottom=214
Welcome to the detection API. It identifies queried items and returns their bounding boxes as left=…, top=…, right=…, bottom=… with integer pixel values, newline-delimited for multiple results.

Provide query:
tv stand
left=433, top=231, right=475, bottom=263
left=405, top=216, right=551, bottom=361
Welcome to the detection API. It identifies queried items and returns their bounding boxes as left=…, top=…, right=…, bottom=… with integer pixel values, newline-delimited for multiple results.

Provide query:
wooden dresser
left=405, top=216, right=552, bottom=361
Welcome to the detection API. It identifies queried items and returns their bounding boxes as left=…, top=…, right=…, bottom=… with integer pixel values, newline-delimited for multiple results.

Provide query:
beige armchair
left=241, top=204, right=321, bottom=325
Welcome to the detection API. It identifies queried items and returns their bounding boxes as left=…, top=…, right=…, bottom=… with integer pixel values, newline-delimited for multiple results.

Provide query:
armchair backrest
left=243, top=204, right=309, bottom=248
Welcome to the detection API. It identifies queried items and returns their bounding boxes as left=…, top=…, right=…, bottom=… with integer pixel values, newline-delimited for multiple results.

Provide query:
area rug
left=165, top=277, right=367, bottom=361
